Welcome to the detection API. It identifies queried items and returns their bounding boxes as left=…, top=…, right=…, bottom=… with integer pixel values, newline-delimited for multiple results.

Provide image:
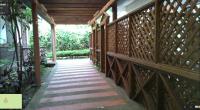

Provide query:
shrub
left=47, top=49, right=90, bottom=58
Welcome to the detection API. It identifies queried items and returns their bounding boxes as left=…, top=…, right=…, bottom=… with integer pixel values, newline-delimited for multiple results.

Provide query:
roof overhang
left=25, top=0, right=108, bottom=24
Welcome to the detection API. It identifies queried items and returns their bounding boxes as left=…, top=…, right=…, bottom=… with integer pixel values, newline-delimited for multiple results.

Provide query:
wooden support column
left=105, top=17, right=109, bottom=74
left=100, top=25, right=105, bottom=72
left=92, top=28, right=96, bottom=63
left=51, top=24, right=56, bottom=62
left=32, top=0, right=41, bottom=86
left=112, top=1, right=117, bottom=21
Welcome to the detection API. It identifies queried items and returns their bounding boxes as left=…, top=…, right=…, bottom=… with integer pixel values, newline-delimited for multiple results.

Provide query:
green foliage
left=20, top=7, right=32, bottom=24
left=39, top=33, right=52, bottom=50
left=56, top=30, right=90, bottom=51
left=29, top=29, right=90, bottom=52
left=0, top=59, right=10, bottom=65
left=47, top=49, right=90, bottom=58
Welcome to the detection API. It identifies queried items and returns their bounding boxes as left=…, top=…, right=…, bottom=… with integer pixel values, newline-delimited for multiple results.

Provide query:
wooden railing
left=104, top=1, right=200, bottom=110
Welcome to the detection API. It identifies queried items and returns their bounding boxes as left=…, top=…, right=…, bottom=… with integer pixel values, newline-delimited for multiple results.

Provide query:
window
left=0, top=17, right=7, bottom=44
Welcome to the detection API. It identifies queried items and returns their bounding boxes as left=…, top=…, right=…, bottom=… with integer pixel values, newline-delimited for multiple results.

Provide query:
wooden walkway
left=27, top=59, right=144, bottom=110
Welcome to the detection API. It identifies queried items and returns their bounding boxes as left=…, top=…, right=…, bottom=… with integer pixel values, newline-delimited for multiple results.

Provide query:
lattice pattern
left=116, top=59, right=130, bottom=93
left=130, top=5, right=155, bottom=61
left=117, top=17, right=129, bottom=55
left=107, top=24, right=116, bottom=52
left=161, top=72, right=200, bottom=110
left=159, top=0, right=200, bottom=72
left=107, top=55, right=119, bottom=82
left=107, top=54, right=200, bottom=110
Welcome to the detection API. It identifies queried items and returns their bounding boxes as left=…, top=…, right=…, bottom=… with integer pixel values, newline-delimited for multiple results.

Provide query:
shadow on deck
left=26, top=59, right=144, bottom=110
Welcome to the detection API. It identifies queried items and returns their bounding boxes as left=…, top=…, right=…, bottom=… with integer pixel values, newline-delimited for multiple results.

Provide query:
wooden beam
left=44, top=3, right=103, bottom=8
left=23, top=0, right=55, bottom=24
left=47, top=10, right=96, bottom=15
left=55, top=18, right=88, bottom=24
left=49, top=13, right=93, bottom=16
left=46, top=7, right=99, bottom=11
left=39, top=0, right=107, bottom=4
left=48, top=10, right=96, bottom=14
left=51, top=24, right=56, bottom=62
left=31, top=0, right=41, bottom=86
left=36, top=1, right=55, bottom=24
left=53, top=15, right=92, bottom=19
left=55, top=20, right=88, bottom=24
left=88, top=0, right=116, bottom=25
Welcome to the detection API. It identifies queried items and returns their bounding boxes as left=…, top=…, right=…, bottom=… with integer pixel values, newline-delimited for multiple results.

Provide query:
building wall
left=117, top=0, right=152, bottom=18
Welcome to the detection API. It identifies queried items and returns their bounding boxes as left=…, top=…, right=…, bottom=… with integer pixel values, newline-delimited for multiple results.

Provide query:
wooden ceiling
left=38, top=0, right=108, bottom=24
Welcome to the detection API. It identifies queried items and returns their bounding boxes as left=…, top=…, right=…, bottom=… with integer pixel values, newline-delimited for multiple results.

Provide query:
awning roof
left=37, top=0, right=108, bottom=24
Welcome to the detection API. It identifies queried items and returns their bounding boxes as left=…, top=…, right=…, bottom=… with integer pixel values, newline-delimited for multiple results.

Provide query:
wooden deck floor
left=27, top=59, right=144, bottom=110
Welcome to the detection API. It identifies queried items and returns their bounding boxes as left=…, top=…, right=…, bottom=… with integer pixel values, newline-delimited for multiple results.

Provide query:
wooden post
left=100, top=25, right=105, bottom=72
left=115, top=22, right=118, bottom=53
left=105, top=17, right=109, bottom=74
left=32, top=0, right=41, bottom=86
left=112, top=1, right=117, bottom=21
left=51, top=24, right=56, bottom=62
left=92, top=28, right=96, bottom=63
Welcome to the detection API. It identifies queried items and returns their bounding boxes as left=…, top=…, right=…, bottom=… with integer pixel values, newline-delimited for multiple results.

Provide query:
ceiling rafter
left=36, top=0, right=109, bottom=24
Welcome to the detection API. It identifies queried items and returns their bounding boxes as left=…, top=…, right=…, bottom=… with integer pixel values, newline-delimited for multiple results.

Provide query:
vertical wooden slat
left=32, top=0, right=41, bottom=86
left=155, top=0, right=160, bottom=63
left=115, top=22, right=118, bottom=53
left=51, top=24, right=56, bottom=62
left=105, top=17, right=110, bottom=75
left=155, top=1, right=162, bottom=109
left=100, top=25, right=104, bottom=72
left=128, top=15, right=131, bottom=57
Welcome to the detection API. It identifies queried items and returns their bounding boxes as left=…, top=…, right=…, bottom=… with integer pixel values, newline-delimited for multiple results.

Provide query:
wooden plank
left=31, top=0, right=41, bottom=86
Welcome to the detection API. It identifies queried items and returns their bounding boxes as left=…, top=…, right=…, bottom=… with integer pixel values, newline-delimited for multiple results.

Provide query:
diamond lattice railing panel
left=117, top=17, right=129, bottom=55
left=159, top=0, right=200, bottom=72
left=160, top=72, right=200, bottom=110
left=129, top=5, right=156, bottom=62
left=116, top=59, right=130, bottom=92
left=132, top=64, right=157, bottom=109
left=107, top=23, right=116, bottom=52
